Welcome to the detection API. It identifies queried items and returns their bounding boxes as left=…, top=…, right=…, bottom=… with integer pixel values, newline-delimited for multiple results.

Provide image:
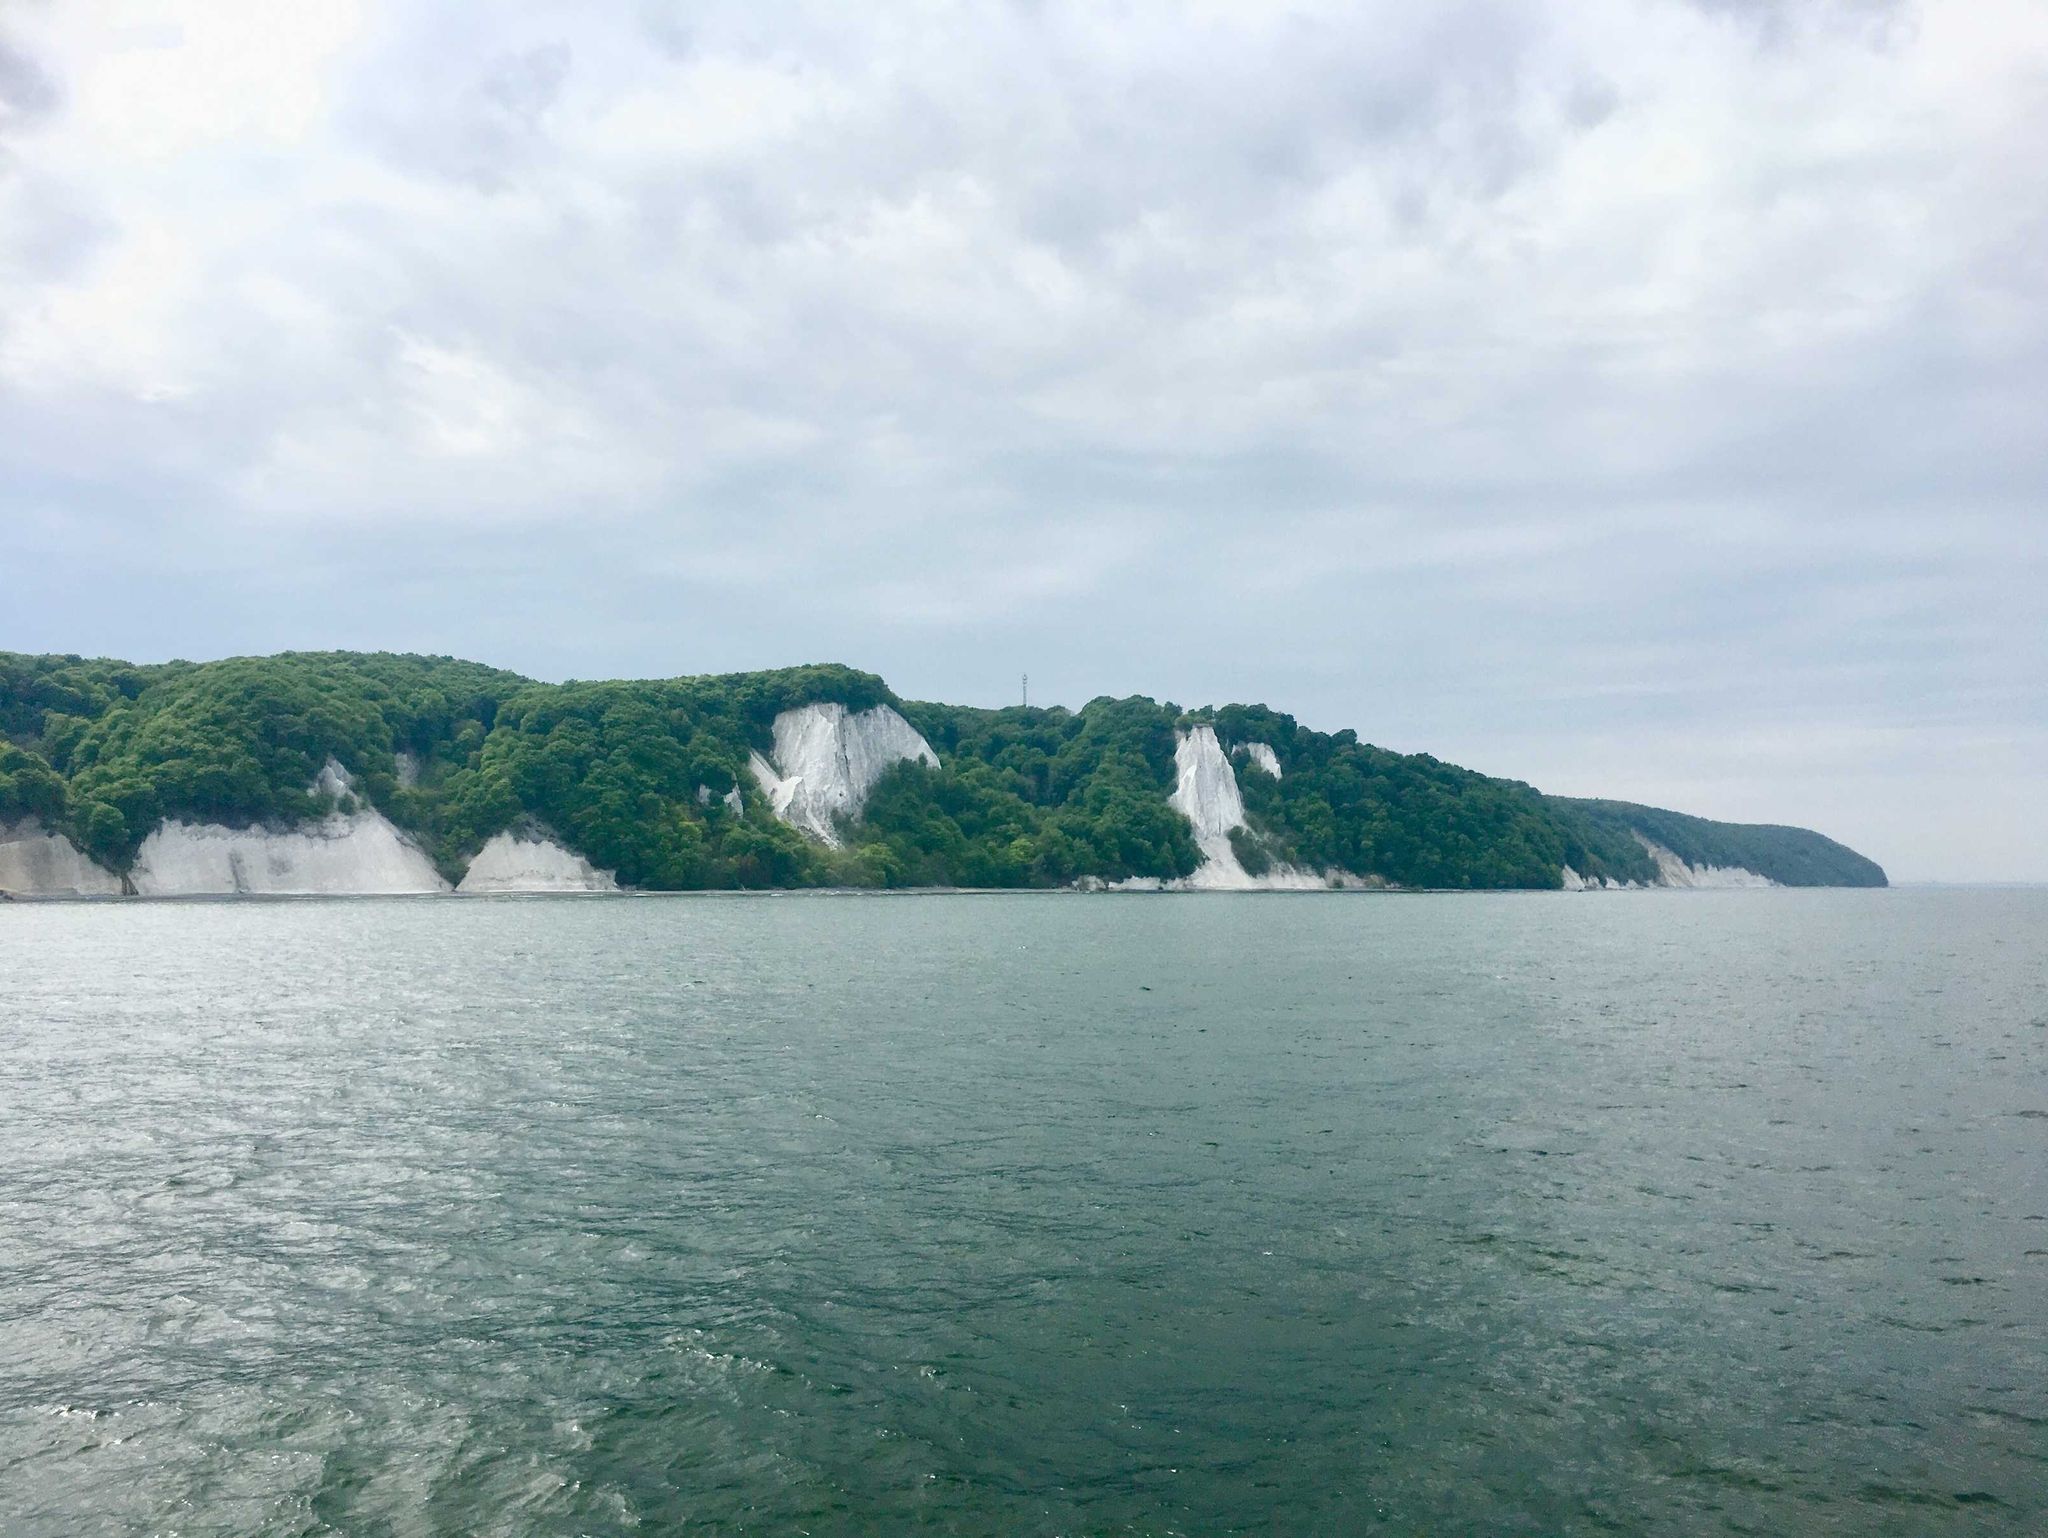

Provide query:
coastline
left=1, top=881, right=1879, bottom=904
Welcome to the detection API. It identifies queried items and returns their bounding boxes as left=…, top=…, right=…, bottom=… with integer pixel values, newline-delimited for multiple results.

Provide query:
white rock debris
left=747, top=703, right=939, bottom=846
left=457, top=831, right=617, bottom=893
left=0, top=819, right=123, bottom=898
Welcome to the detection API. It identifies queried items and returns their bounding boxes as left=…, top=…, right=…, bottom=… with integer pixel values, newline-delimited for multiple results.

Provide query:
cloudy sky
left=2, top=1, right=2043, bottom=881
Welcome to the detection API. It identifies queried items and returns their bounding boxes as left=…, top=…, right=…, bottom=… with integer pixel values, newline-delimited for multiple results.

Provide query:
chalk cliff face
left=130, top=815, right=449, bottom=895
left=1168, top=726, right=1326, bottom=890
left=128, top=761, right=447, bottom=896
left=1237, top=741, right=1282, bottom=779
left=0, top=820, right=123, bottom=897
left=1558, top=837, right=1775, bottom=891
left=457, top=831, right=617, bottom=893
left=1636, top=836, right=1775, bottom=889
left=1172, top=726, right=1246, bottom=852
left=748, top=702, right=939, bottom=846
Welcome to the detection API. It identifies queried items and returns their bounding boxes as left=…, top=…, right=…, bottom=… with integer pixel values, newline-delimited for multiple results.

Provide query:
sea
left=2, top=889, right=2042, bottom=1535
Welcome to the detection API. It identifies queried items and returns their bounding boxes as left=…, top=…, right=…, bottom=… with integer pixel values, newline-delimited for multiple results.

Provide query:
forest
left=0, top=650, right=1886, bottom=889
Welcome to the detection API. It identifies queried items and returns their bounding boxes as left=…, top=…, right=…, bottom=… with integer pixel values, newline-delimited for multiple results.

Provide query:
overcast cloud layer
left=2, top=0, right=2043, bottom=881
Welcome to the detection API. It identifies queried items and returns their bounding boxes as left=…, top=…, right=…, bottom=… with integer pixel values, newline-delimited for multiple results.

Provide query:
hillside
left=1553, top=798, right=1888, bottom=888
left=0, top=650, right=1886, bottom=893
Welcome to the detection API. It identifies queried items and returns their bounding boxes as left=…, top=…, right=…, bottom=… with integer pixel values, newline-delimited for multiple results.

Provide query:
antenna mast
left=1022, top=672, right=1029, bottom=709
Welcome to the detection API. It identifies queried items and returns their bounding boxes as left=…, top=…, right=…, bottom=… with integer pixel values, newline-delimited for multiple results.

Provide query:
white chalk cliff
left=1168, top=726, right=1326, bottom=890
left=1559, top=836, right=1775, bottom=891
left=695, top=783, right=746, bottom=815
left=457, top=830, right=617, bottom=893
left=1236, top=741, right=1283, bottom=779
left=0, top=819, right=123, bottom=898
left=1635, top=836, right=1775, bottom=889
left=128, top=761, right=448, bottom=896
left=747, top=702, right=939, bottom=846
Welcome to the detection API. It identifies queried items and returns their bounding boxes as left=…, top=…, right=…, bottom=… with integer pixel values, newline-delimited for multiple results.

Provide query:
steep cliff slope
left=129, top=814, right=448, bottom=896
left=747, top=703, right=939, bottom=846
left=456, top=830, right=617, bottom=893
left=127, top=763, right=447, bottom=896
left=0, top=819, right=123, bottom=897
left=1553, top=798, right=1886, bottom=888
left=1168, top=727, right=1325, bottom=889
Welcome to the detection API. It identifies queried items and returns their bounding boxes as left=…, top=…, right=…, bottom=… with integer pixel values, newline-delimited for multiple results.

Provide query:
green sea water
left=1, top=889, right=2042, bottom=1535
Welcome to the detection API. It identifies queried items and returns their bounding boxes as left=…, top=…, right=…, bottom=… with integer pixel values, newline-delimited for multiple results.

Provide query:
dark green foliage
left=899, top=695, right=1660, bottom=890
left=0, top=743, right=67, bottom=825
left=22, top=652, right=526, bottom=868
left=0, top=653, right=168, bottom=750
left=0, top=648, right=1885, bottom=890
left=884, top=696, right=1200, bottom=884
left=1555, top=798, right=1888, bottom=887
left=434, top=673, right=829, bottom=889
left=858, top=761, right=1035, bottom=887
left=1200, top=703, right=1657, bottom=889
left=1227, top=825, right=1273, bottom=878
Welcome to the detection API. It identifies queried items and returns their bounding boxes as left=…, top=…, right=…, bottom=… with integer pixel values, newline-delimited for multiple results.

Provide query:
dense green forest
left=1553, top=798, right=1888, bottom=887
left=0, top=649, right=1885, bottom=889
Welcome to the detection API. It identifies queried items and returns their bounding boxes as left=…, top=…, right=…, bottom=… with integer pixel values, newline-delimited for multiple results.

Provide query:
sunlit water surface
left=2, top=890, right=2043, bottom=1535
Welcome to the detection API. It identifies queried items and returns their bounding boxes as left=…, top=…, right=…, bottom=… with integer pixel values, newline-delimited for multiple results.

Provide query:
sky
left=1, top=1, right=2043, bottom=882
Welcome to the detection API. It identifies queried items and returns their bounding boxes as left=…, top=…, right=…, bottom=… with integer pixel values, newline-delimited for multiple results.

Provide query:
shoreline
left=1, top=882, right=1888, bottom=904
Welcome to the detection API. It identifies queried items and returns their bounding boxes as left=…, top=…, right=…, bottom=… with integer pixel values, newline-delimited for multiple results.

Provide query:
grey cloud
left=344, top=26, right=576, bottom=190
left=0, top=175, right=111, bottom=280
left=1563, top=77, right=1620, bottom=128
left=1684, top=0, right=1908, bottom=41
left=0, top=39, right=59, bottom=125
left=483, top=43, right=572, bottom=123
